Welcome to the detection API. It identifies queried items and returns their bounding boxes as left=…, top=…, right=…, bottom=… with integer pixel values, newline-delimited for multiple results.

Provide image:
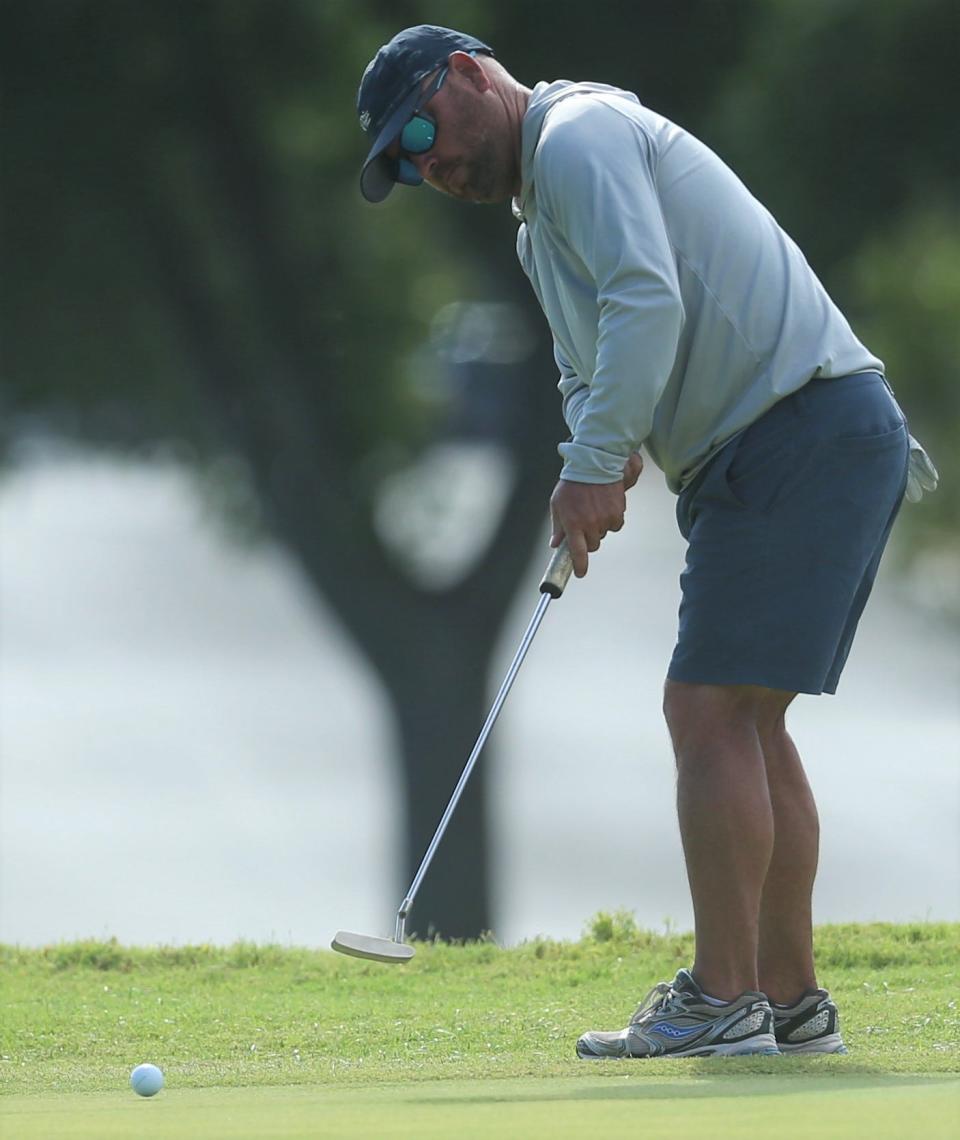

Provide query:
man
left=355, top=26, right=937, bottom=1059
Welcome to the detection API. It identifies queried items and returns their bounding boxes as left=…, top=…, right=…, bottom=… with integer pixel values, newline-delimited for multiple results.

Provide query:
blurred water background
left=2, top=449, right=956, bottom=948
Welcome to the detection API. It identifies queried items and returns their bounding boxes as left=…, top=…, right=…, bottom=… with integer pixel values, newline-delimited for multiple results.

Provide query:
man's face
left=386, top=55, right=516, bottom=204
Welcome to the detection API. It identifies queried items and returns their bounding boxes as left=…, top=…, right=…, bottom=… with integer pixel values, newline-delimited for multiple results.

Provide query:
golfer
left=355, top=26, right=938, bottom=1059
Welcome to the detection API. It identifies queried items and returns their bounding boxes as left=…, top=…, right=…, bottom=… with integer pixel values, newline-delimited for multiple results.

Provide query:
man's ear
left=448, top=50, right=491, bottom=92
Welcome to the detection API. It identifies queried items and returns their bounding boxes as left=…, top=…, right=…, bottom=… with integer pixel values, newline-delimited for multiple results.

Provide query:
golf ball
left=130, top=1062, right=164, bottom=1097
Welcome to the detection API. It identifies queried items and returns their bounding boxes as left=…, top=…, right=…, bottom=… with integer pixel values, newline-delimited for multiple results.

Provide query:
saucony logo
left=651, top=1021, right=703, bottom=1040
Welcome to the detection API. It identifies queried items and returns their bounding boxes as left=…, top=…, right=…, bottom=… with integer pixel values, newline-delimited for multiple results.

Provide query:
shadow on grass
left=409, top=1068, right=958, bottom=1106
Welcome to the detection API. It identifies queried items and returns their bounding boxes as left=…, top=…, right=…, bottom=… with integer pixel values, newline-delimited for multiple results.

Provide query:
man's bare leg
left=663, top=680, right=795, bottom=1001
left=757, top=711, right=820, bottom=1004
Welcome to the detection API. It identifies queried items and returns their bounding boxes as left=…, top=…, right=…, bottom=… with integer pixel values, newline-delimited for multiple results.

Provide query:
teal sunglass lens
left=400, top=115, right=436, bottom=155
left=396, top=157, right=422, bottom=186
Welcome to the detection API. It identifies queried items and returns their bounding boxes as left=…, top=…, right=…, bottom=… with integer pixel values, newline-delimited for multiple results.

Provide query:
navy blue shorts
left=668, top=372, right=909, bottom=695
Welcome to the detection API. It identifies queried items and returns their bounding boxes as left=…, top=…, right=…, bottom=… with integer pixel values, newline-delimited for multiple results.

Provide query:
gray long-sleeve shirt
left=514, top=81, right=883, bottom=492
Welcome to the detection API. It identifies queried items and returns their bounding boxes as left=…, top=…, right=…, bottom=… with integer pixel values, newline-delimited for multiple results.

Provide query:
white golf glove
left=905, top=434, right=939, bottom=503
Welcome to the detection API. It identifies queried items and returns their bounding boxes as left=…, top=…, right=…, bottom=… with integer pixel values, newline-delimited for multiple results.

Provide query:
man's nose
left=412, top=151, right=438, bottom=180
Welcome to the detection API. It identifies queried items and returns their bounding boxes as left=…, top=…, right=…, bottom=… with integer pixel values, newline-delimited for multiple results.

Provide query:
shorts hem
left=665, top=664, right=835, bottom=697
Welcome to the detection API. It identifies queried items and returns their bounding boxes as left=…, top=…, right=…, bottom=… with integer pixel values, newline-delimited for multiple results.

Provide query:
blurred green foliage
left=849, top=206, right=960, bottom=547
left=3, top=0, right=955, bottom=557
left=2, top=0, right=469, bottom=462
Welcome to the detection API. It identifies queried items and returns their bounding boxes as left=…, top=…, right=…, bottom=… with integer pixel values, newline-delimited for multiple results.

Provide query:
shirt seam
left=672, top=246, right=762, bottom=367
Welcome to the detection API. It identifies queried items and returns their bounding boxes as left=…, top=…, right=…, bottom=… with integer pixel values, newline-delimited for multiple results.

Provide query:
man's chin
left=454, top=166, right=512, bottom=204
left=462, top=183, right=513, bottom=205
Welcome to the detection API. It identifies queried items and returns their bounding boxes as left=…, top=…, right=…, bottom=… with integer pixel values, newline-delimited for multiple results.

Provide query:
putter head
left=331, top=930, right=415, bottom=964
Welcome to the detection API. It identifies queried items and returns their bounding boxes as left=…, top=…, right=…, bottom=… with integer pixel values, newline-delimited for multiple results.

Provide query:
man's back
left=515, top=81, right=882, bottom=488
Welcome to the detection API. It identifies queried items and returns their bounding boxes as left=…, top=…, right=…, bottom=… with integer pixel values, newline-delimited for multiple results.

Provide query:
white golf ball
left=130, top=1062, right=164, bottom=1097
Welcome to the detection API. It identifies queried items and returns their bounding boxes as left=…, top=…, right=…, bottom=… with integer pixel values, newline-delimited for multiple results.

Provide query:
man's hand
left=549, top=480, right=622, bottom=577
left=550, top=453, right=643, bottom=577
left=623, top=451, right=644, bottom=491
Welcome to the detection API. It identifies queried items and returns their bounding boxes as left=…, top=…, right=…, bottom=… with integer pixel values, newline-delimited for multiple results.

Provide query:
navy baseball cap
left=357, top=25, right=494, bottom=203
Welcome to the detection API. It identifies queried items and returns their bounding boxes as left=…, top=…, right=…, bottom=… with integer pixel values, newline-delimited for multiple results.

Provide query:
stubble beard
left=457, top=135, right=513, bottom=204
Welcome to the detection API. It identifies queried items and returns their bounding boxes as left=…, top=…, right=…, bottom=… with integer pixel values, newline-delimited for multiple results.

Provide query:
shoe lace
left=629, top=981, right=680, bottom=1026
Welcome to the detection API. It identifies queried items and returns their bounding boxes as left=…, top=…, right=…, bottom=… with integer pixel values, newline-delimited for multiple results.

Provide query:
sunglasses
left=394, top=65, right=449, bottom=186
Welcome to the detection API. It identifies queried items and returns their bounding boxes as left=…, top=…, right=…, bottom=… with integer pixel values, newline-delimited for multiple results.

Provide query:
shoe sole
left=577, top=1034, right=781, bottom=1060
left=777, top=1033, right=847, bottom=1055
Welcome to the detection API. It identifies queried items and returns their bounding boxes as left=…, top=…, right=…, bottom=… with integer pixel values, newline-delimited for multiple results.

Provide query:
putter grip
left=539, top=540, right=574, bottom=598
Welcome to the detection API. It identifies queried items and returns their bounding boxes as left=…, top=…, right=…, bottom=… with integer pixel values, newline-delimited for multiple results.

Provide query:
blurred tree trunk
left=389, top=618, right=497, bottom=939
left=87, top=1, right=562, bottom=939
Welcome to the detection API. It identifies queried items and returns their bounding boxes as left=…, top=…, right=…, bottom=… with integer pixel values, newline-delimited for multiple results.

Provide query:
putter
left=332, top=539, right=575, bottom=963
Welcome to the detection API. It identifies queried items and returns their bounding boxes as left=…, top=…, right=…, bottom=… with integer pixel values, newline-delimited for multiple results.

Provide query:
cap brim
left=359, top=82, right=424, bottom=203
left=360, top=154, right=398, bottom=204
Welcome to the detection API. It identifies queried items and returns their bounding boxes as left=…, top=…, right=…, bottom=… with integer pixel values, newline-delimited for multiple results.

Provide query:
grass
left=1, top=919, right=958, bottom=1138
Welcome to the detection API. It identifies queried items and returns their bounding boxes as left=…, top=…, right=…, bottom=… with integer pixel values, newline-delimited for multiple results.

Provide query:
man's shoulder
left=520, top=82, right=667, bottom=213
left=537, top=89, right=654, bottom=165
left=540, top=84, right=648, bottom=134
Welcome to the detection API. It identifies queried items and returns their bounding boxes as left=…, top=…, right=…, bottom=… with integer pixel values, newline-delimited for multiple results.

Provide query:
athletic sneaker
left=576, top=968, right=780, bottom=1059
left=772, top=988, right=848, bottom=1054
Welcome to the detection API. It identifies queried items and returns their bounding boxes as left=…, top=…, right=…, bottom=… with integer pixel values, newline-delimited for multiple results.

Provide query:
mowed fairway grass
left=2, top=920, right=958, bottom=1139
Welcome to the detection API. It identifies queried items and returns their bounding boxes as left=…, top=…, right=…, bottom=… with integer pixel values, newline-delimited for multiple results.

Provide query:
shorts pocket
left=827, top=421, right=907, bottom=453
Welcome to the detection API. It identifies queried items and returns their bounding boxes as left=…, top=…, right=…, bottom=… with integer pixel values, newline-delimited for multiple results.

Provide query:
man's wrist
left=558, top=439, right=634, bottom=483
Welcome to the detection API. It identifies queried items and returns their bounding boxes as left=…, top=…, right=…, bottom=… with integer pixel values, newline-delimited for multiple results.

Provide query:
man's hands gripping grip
left=550, top=452, right=643, bottom=577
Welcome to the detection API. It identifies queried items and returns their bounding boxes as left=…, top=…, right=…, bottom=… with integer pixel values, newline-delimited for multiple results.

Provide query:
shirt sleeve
left=536, top=101, right=684, bottom=483
left=555, top=341, right=589, bottom=437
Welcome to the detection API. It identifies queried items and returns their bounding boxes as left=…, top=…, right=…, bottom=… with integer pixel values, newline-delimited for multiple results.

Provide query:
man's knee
left=663, top=679, right=795, bottom=753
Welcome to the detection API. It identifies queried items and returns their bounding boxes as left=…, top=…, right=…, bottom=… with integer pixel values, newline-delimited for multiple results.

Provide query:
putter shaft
left=394, top=541, right=573, bottom=945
